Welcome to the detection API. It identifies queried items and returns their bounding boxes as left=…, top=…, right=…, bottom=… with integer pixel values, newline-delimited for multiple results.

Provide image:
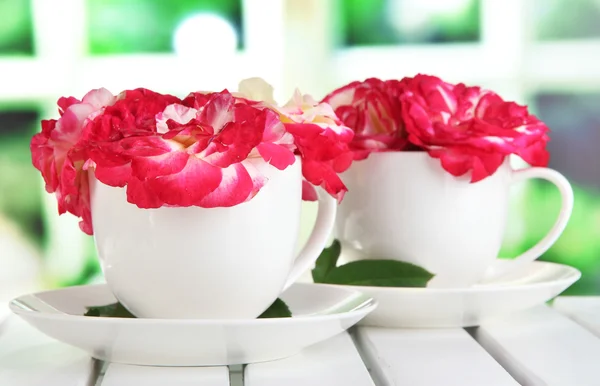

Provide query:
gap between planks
left=229, top=364, right=244, bottom=386
left=350, top=327, right=389, bottom=386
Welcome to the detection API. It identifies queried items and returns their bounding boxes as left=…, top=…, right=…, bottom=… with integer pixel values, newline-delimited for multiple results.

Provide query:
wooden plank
left=474, top=305, right=600, bottom=386
left=245, top=332, right=374, bottom=386
left=355, top=327, right=518, bottom=386
left=553, top=296, right=600, bottom=337
left=101, top=364, right=230, bottom=386
left=0, top=316, right=97, bottom=386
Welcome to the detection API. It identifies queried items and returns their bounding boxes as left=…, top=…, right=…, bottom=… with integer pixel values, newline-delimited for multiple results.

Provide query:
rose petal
left=81, top=88, right=117, bottom=110
left=126, top=176, right=163, bottom=209
left=78, top=176, right=93, bottom=235
left=237, top=77, right=276, bottom=104
left=182, top=91, right=213, bottom=109
left=257, top=142, right=296, bottom=170
left=31, top=126, right=60, bottom=192
left=144, top=155, right=223, bottom=207
left=428, top=147, right=505, bottom=183
left=57, top=97, right=80, bottom=115
left=301, top=159, right=347, bottom=201
left=119, top=136, right=176, bottom=156
left=331, top=150, right=354, bottom=173
left=93, top=163, right=132, bottom=187
left=156, top=104, right=199, bottom=134
left=82, top=88, right=181, bottom=142
left=198, top=161, right=265, bottom=207
left=302, top=180, right=318, bottom=201
left=198, top=91, right=235, bottom=133
left=201, top=104, right=268, bottom=167
left=262, top=109, right=294, bottom=145
left=131, top=151, right=189, bottom=180
left=285, top=122, right=353, bottom=201
left=87, top=143, right=133, bottom=187
left=57, top=153, right=94, bottom=235
left=517, top=140, right=550, bottom=167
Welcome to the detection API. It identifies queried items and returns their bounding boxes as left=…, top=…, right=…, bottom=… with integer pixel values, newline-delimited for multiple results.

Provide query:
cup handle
left=482, top=167, right=574, bottom=282
left=282, top=189, right=337, bottom=290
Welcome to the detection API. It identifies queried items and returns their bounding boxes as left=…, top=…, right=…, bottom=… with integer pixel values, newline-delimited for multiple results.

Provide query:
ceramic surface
left=89, top=157, right=337, bottom=319
left=336, top=152, right=574, bottom=287
left=9, top=283, right=376, bottom=366
left=341, top=260, right=580, bottom=328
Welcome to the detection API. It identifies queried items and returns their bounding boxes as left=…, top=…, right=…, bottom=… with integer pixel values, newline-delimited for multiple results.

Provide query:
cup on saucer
left=89, top=157, right=337, bottom=319
left=335, top=152, right=574, bottom=288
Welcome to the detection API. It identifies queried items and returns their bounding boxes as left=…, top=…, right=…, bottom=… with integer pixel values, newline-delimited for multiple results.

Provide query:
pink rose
left=31, top=79, right=357, bottom=235
left=323, top=74, right=550, bottom=183
left=236, top=78, right=355, bottom=201
left=279, top=91, right=354, bottom=201
left=400, top=74, right=550, bottom=182
left=30, top=88, right=116, bottom=234
left=322, top=78, right=409, bottom=159
left=88, top=90, right=295, bottom=209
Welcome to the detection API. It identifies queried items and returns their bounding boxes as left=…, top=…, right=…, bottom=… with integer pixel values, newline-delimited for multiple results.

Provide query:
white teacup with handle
left=89, top=157, right=337, bottom=319
left=335, top=152, right=574, bottom=288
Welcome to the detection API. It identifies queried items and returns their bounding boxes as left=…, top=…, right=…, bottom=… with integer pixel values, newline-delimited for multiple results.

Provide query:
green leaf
left=84, top=302, right=137, bottom=318
left=312, top=240, right=342, bottom=283
left=258, top=298, right=292, bottom=318
left=322, top=259, right=435, bottom=287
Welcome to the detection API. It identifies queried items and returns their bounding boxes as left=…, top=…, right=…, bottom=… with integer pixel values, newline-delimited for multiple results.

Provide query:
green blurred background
left=1, top=0, right=599, bottom=297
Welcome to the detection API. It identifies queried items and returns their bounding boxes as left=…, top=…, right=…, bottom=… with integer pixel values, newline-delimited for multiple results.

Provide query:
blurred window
left=0, top=108, right=44, bottom=246
left=534, top=0, right=600, bottom=40
left=516, top=93, right=600, bottom=295
left=86, top=0, right=244, bottom=55
left=0, top=0, right=34, bottom=55
left=337, top=0, right=481, bottom=46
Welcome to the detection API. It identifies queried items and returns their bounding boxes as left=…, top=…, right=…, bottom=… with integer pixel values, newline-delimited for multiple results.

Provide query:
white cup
left=335, top=152, right=574, bottom=288
left=89, top=157, right=336, bottom=319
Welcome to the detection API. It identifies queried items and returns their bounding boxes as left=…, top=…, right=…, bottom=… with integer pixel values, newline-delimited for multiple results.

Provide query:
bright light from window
left=173, top=13, right=238, bottom=59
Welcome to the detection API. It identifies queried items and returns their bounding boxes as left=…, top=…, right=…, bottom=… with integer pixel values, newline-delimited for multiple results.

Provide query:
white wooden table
left=1, top=297, right=599, bottom=386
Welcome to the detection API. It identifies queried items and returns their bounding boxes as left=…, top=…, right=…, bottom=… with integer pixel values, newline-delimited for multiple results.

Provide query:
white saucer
left=337, top=261, right=580, bottom=328
left=9, top=283, right=376, bottom=366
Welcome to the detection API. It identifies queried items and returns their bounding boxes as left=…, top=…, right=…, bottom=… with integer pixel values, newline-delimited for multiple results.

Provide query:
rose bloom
left=238, top=78, right=354, bottom=201
left=30, top=88, right=116, bottom=234
left=31, top=79, right=353, bottom=234
left=84, top=89, right=292, bottom=210
left=399, top=74, right=549, bottom=182
left=322, top=78, right=410, bottom=159
left=281, top=92, right=354, bottom=201
left=323, top=74, right=550, bottom=182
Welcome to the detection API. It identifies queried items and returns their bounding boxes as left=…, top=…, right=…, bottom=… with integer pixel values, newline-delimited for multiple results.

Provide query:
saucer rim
left=332, top=261, right=581, bottom=294
left=9, top=282, right=377, bottom=325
